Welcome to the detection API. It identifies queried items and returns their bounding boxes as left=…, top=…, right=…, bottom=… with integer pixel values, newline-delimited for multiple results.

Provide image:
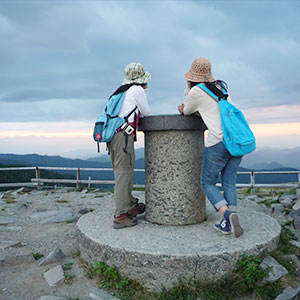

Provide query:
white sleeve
left=134, top=86, right=150, bottom=117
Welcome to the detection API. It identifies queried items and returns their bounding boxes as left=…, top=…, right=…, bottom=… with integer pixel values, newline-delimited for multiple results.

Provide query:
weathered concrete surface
left=77, top=193, right=281, bottom=292
left=139, top=115, right=207, bottom=225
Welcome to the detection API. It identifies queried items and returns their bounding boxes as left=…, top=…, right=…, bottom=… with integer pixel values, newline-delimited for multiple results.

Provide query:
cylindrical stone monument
left=139, top=114, right=207, bottom=225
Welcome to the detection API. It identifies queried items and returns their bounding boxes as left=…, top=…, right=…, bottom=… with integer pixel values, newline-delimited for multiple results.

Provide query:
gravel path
left=0, top=188, right=117, bottom=300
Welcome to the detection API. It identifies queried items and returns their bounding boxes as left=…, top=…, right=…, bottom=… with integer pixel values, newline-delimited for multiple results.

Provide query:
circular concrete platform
left=77, top=192, right=281, bottom=292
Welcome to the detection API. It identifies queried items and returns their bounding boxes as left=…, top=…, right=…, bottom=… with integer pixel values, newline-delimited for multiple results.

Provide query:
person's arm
left=180, top=87, right=200, bottom=115
left=135, top=86, right=150, bottom=117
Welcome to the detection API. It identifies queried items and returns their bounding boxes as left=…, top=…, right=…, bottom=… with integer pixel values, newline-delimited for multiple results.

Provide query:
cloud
left=0, top=0, right=299, bottom=124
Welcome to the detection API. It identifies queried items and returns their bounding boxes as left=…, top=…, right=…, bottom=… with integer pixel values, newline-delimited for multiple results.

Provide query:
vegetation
left=32, top=253, right=44, bottom=260
left=0, top=163, right=76, bottom=191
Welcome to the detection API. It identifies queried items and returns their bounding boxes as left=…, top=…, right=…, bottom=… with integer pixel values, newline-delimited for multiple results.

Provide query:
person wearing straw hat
left=178, top=58, right=244, bottom=238
left=108, top=62, right=151, bottom=229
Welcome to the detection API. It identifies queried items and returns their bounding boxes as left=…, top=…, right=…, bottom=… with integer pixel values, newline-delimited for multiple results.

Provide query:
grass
left=64, top=273, right=75, bottom=284
left=3, top=194, right=16, bottom=203
left=32, top=253, right=44, bottom=260
left=63, top=262, right=74, bottom=271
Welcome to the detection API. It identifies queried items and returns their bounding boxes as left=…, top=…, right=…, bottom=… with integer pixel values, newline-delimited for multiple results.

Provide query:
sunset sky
left=1, top=0, right=300, bottom=159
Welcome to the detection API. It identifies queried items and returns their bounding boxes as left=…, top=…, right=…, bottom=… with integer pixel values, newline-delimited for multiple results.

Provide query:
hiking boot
left=127, top=202, right=146, bottom=218
left=214, top=218, right=231, bottom=235
left=113, top=213, right=137, bottom=229
left=224, top=210, right=244, bottom=238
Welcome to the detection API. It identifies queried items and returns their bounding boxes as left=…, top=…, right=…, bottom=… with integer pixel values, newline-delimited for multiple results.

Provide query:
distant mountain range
left=81, top=146, right=300, bottom=170
left=240, top=146, right=300, bottom=169
left=0, top=150, right=299, bottom=186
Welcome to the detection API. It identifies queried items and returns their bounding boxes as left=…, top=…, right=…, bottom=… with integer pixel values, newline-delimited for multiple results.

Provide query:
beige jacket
left=183, top=84, right=231, bottom=147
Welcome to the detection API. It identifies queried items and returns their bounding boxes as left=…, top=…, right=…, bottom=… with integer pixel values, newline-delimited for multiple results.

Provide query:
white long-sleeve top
left=183, top=84, right=232, bottom=147
left=118, top=85, right=150, bottom=122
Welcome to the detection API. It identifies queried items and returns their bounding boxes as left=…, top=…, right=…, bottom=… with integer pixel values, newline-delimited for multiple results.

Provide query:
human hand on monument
left=178, top=104, right=184, bottom=114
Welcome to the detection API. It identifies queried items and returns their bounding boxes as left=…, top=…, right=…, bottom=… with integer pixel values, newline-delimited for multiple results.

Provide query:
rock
left=245, top=195, right=258, bottom=201
left=38, top=296, right=67, bottom=300
left=260, top=256, right=288, bottom=283
left=3, top=253, right=35, bottom=266
left=0, top=216, right=20, bottom=225
left=290, top=209, right=300, bottom=218
left=274, top=285, right=300, bottom=300
left=78, top=208, right=90, bottom=215
left=271, top=203, right=285, bottom=213
left=81, top=189, right=88, bottom=194
left=38, top=247, right=66, bottom=266
left=279, top=195, right=293, bottom=208
left=31, top=210, right=62, bottom=219
left=7, top=226, right=22, bottom=231
left=290, top=240, right=300, bottom=248
left=89, top=288, right=119, bottom=300
left=0, top=240, right=24, bottom=249
left=11, top=187, right=30, bottom=196
left=16, top=203, right=28, bottom=210
left=43, top=265, right=64, bottom=286
left=293, top=199, right=300, bottom=210
left=296, top=188, right=300, bottom=199
left=41, top=211, right=74, bottom=224
left=290, top=211, right=300, bottom=229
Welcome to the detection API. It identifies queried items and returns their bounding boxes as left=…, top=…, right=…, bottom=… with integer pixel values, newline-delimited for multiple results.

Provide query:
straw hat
left=184, top=58, right=215, bottom=82
left=122, top=62, right=151, bottom=85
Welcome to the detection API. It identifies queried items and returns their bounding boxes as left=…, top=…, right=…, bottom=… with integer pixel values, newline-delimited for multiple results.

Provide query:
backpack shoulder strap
left=196, top=83, right=228, bottom=103
left=196, top=83, right=219, bottom=102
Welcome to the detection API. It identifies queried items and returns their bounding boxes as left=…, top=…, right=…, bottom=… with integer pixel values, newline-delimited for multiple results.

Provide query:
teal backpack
left=93, top=92, right=136, bottom=152
left=197, top=83, right=256, bottom=157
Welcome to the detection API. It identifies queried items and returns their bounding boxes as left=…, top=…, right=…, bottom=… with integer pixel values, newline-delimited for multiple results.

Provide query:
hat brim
left=122, top=71, right=151, bottom=85
left=184, top=71, right=215, bottom=83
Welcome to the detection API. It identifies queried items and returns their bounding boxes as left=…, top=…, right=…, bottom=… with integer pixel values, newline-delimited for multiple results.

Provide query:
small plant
left=63, top=262, right=73, bottom=271
left=64, top=273, right=75, bottom=284
left=72, top=250, right=80, bottom=258
left=3, top=194, right=16, bottom=203
left=32, top=253, right=44, bottom=260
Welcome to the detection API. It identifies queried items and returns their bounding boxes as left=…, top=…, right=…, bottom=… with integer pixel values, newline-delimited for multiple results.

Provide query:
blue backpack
left=197, top=83, right=256, bottom=157
left=93, top=92, right=136, bottom=152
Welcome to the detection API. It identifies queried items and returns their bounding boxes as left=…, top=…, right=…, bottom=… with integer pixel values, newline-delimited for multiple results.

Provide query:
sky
left=0, top=0, right=300, bottom=159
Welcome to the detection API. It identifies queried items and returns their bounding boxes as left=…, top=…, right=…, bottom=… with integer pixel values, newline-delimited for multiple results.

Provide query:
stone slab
left=0, top=216, right=20, bottom=225
left=138, top=114, right=207, bottom=131
left=275, top=285, right=300, bottom=300
left=260, top=256, right=288, bottom=283
left=38, top=247, right=66, bottom=266
left=77, top=194, right=281, bottom=292
left=89, top=287, right=119, bottom=300
left=43, top=265, right=64, bottom=286
left=38, top=296, right=67, bottom=300
left=3, top=253, right=35, bottom=266
left=0, top=240, right=24, bottom=249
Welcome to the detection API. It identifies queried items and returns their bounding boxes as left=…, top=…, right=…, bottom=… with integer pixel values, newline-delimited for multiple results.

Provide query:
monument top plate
left=138, top=114, right=207, bottom=131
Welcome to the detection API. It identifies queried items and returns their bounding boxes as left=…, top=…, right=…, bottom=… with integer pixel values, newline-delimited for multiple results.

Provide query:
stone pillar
left=139, top=115, right=207, bottom=225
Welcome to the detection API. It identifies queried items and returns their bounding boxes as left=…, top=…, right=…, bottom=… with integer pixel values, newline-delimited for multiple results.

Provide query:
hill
left=0, top=154, right=145, bottom=185
left=0, top=153, right=299, bottom=186
left=0, top=163, right=76, bottom=190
